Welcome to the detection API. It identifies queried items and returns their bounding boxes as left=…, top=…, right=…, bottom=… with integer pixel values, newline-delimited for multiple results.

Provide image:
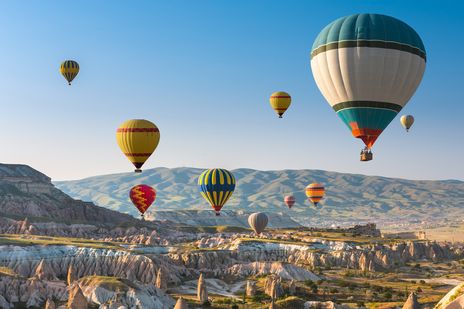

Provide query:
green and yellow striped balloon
left=60, top=60, right=79, bottom=85
left=198, top=168, right=236, bottom=216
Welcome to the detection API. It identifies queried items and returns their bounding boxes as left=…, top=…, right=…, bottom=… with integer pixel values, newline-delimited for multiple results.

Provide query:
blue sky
left=0, top=1, right=462, bottom=181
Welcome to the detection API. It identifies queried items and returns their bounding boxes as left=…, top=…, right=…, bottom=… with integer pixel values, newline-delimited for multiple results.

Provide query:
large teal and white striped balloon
left=310, top=14, right=426, bottom=149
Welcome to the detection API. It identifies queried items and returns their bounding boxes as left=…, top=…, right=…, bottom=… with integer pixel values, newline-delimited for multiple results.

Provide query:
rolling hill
left=55, top=167, right=464, bottom=227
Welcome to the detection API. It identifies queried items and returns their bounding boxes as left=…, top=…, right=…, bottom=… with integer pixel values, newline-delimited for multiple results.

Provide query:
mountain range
left=55, top=167, right=464, bottom=227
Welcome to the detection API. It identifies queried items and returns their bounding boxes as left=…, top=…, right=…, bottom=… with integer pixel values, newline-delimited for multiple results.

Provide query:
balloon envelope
left=269, top=91, right=291, bottom=118
left=198, top=168, right=236, bottom=216
left=400, top=115, right=415, bottom=132
left=305, top=183, right=325, bottom=206
left=248, top=212, right=268, bottom=235
left=284, top=195, right=295, bottom=208
left=129, top=184, right=156, bottom=216
left=60, top=60, right=79, bottom=85
left=116, top=119, right=160, bottom=173
left=310, top=14, right=426, bottom=149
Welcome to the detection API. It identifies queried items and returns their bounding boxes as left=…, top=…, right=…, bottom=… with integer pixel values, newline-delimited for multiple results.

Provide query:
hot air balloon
left=284, top=195, right=295, bottom=209
left=198, top=168, right=235, bottom=216
left=248, top=212, right=268, bottom=235
left=310, top=14, right=426, bottom=161
left=269, top=91, right=291, bottom=118
left=129, top=184, right=156, bottom=218
left=60, top=60, right=79, bottom=85
left=116, top=119, right=160, bottom=173
left=400, top=115, right=415, bottom=132
left=305, top=183, right=325, bottom=207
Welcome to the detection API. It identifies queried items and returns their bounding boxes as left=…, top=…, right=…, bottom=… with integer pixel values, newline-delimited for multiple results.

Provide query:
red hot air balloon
left=129, top=184, right=156, bottom=218
left=284, top=196, right=295, bottom=209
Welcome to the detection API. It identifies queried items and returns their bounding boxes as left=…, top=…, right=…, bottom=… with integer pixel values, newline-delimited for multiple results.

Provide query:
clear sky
left=0, top=0, right=462, bottom=181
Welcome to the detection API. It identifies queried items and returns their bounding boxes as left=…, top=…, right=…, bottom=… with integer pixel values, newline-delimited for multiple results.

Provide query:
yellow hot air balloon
left=400, top=115, right=415, bottom=132
left=198, top=168, right=236, bottom=216
left=269, top=91, right=291, bottom=118
left=305, top=183, right=325, bottom=207
left=116, top=119, right=160, bottom=173
left=60, top=60, right=79, bottom=85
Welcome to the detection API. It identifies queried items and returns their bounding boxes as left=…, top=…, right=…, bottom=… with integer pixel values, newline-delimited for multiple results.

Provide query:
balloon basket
left=360, top=151, right=373, bottom=161
left=134, top=169, right=142, bottom=173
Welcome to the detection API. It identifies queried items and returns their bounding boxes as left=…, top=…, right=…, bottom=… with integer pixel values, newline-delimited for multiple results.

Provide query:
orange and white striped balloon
left=305, top=183, right=325, bottom=207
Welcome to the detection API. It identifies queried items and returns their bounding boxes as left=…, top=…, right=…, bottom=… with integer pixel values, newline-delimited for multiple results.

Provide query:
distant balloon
left=129, top=184, right=156, bottom=218
left=269, top=91, right=291, bottom=118
left=400, top=115, right=415, bottom=132
left=284, top=195, right=295, bottom=209
left=310, top=14, right=426, bottom=157
left=116, top=119, right=160, bottom=173
left=248, top=212, right=268, bottom=235
left=198, top=168, right=236, bottom=216
left=60, top=60, right=79, bottom=85
left=305, top=183, right=325, bottom=207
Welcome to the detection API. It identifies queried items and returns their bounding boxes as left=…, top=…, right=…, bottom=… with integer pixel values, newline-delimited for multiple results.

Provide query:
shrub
left=311, top=285, right=318, bottom=293
left=383, top=291, right=392, bottom=300
left=304, top=280, right=314, bottom=287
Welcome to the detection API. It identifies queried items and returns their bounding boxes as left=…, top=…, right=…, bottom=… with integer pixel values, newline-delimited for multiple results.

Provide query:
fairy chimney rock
left=67, top=284, right=88, bottom=309
left=155, top=267, right=168, bottom=290
left=67, top=264, right=76, bottom=286
left=197, top=273, right=208, bottom=303
left=246, top=280, right=257, bottom=297
left=34, top=259, right=57, bottom=281
left=174, top=297, right=189, bottom=309
left=44, top=298, right=56, bottom=309
left=402, top=292, right=421, bottom=309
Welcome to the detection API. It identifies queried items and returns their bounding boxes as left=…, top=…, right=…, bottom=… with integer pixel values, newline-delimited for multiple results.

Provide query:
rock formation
left=0, top=163, right=138, bottom=225
left=174, top=297, right=188, bottom=309
left=77, top=276, right=175, bottom=308
left=168, top=239, right=462, bottom=275
left=0, top=274, right=67, bottom=307
left=197, top=273, right=208, bottom=303
left=67, top=284, right=88, bottom=309
left=67, top=264, right=76, bottom=286
left=0, top=295, right=10, bottom=309
left=288, top=280, right=296, bottom=295
left=269, top=300, right=276, bottom=309
left=435, top=283, right=464, bottom=309
left=34, top=259, right=57, bottom=281
left=402, top=292, right=420, bottom=309
left=155, top=267, right=168, bottom=290
left=44, top=298, right=56, bottom=309
left=265, top=275, right=283, bottom=299
left=304, top=301, right=350, bottom=309
left=246, top=280, right=256, bottom=297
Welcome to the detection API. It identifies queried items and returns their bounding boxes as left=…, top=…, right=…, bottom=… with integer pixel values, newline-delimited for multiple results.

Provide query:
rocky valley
left=1, top=164, right=464, bottom=308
